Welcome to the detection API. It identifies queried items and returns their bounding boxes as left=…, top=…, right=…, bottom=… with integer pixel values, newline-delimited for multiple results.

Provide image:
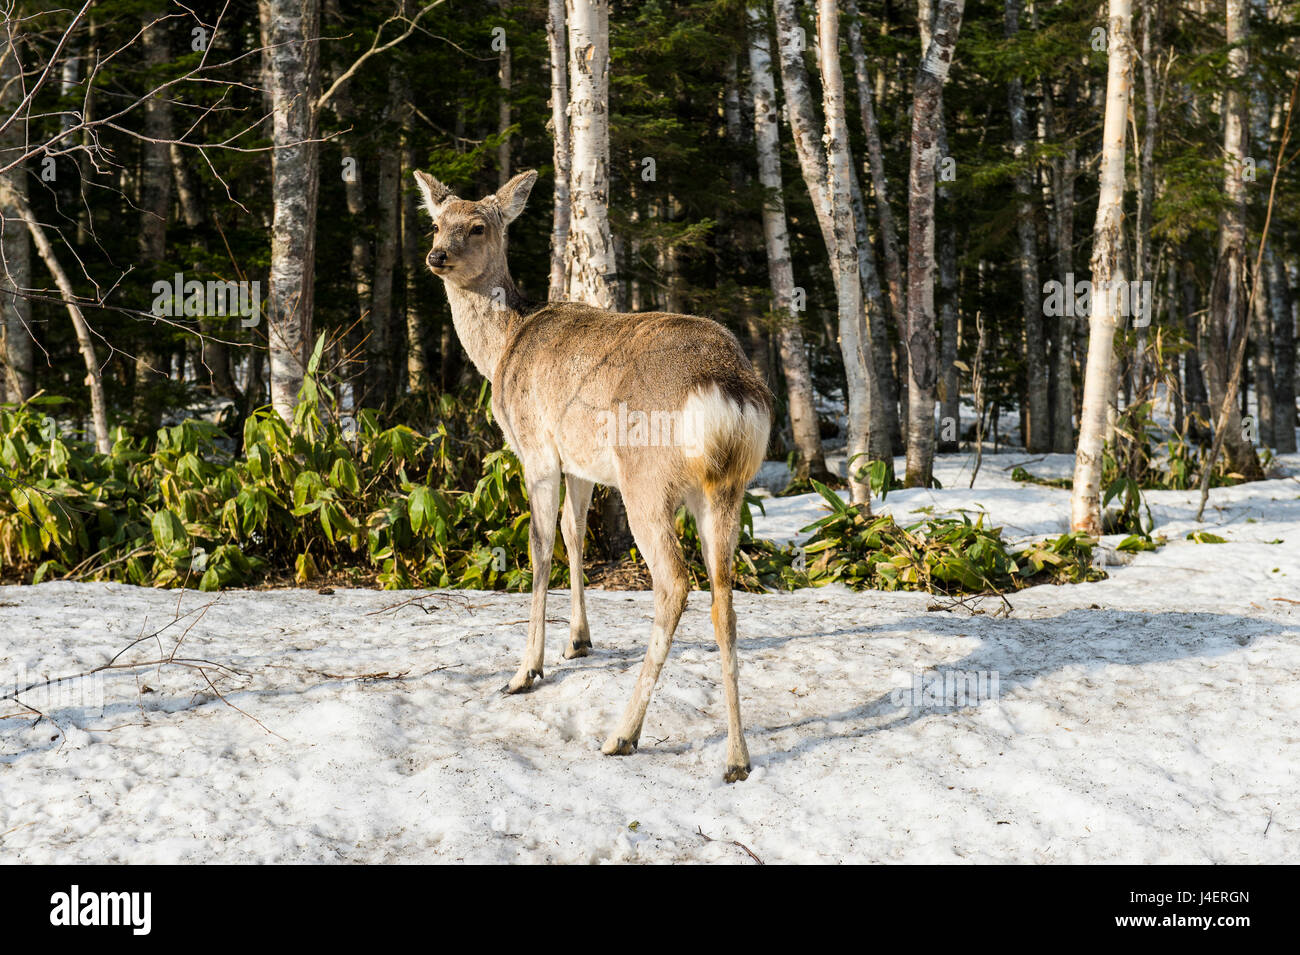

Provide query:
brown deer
left=414, top=169, right=771, bottom=782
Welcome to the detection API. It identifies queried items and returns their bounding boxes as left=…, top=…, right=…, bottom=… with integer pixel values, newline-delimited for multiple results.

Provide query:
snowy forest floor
left=2, top=450, right=1298, bottom=863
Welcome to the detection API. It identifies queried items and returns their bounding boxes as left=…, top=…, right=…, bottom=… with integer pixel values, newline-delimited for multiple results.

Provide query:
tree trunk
left=133, top=14, right=173, bottom=433
left=546, top=0, right=571, bottom=301
left=1005, top=0, right=1047, bottom=451
left=1268, top=249, right=1296, bottom=452
left=1070, top=0, right=1131, bottom=534
left=260, top=0, right=321, bottom=424
left=1182, top=258, right=1210, bottom=440
left=818, top=0, right=877, bottom=504
left=1202, top=0, right=1262, bottom=479
left=846, top=1, right=903, bottom=451
left=0, top=181, right=111, bottom=452
left=847, top=160, right=894, bottom=464
left=565, top=0, right=617, bottom=308
left=401, top=110, right=429, bottom=393
left=497, top=0, right=512, bottom=189
left=0, top=34, right=32, bottom=403
left=904, top=0, right=965, bottom=487
left=330, top=60, right=373, bottom=406
left=1251, top=271, right=1276, bottom=446
left=1131, top=0, right=1157, bottom=398
left=367, top=69, right=402, bottom=407
left=747, top=5, right=825, bottom=480
left=1047, top=75, right=1078, bottom=452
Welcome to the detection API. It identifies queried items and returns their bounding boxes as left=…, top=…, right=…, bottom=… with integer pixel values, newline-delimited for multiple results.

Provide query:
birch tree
left=260, top=0, right=322, bottom=423
left=1070, top=0, right=1131, bottom=534
left=565, top=0, right=617, bottom=308
left=546, top=0, right=571, bottom=301
left=904, top=0, right=965, bottom=487
left=817, top=0, right=873, bottom=502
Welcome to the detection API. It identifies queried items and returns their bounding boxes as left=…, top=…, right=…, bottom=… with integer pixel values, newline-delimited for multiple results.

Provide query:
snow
left=2, top=450, right=1298, bottom=863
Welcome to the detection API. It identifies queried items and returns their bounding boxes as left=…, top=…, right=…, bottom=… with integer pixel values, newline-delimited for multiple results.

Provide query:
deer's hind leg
left=560, top=474, right=594, bottom=659
left=505, top=459, right=561, bottom=694
left=601, top=489, right=688, bottom=757
left=695, top=480, right=751, bottom=782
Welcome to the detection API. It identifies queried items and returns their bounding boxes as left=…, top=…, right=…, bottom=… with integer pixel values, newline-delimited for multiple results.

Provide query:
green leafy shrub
left=776, top=481, right=1105, bottom=594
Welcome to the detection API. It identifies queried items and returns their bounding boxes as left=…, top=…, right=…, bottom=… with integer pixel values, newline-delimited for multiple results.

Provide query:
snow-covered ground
left=2, top=450, right=1298, bottom=863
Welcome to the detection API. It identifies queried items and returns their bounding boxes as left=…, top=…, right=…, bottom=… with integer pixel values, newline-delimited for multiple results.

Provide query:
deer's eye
left=470, top=224, right=484, bottom=236
left=431, top=224, right=439, bottom=235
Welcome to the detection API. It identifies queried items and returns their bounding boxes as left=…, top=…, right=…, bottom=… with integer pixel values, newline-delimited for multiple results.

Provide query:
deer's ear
left=413, top=170, right=453, bottom=217
left=491, top=170, right=538, bottom=225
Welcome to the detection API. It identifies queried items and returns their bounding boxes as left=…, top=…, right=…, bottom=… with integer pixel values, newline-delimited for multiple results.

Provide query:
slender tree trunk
left=1005, top=0, right=1047, bottom=451
left=1251, top=271, right=1276, bottom=446
left=937, top=213, right=960, bottom=451
left=0, top=34, right=33, bottom=402
left=1131, top=0, right=1157, bottom=398
left=497, top=0, right=512, bottom=189
left=259, top=0, right=321, bottom=424
left=546, top=0, right=571, bottom=301
left=1182, top=258, right=1210, bottom=439
left=818, top=0, right=875, bottom=504
left=0, top=181, right=110, bottom=452
left=401, top=111, right=429, bottom=393
left=1202, top=0, right=1262, bottom=478
left=1268, top=248, right=1296, bottom=451
left=748, top=5, right=825, bottom=480
left=565, top=0, right=617, bottom=308
left=1070, top=0, right=1131, bottom=534
left=846, top=1, right=903, bottom=450
left=773, top=0, right=877, bottom=498
left=904, top=0, right=965, bottom=487
left=1048, top=75, right=1078, bottom=452
left=331, top=67, right=373, bottom=405
left=367, top=69, right=402, bottom=406
left=848, top=162, right=894, bottom=464
left=133, top=14, right=173, bottom=432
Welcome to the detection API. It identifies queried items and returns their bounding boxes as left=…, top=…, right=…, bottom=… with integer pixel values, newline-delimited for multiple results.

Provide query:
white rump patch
left=680, top=385, right=770, bottom=479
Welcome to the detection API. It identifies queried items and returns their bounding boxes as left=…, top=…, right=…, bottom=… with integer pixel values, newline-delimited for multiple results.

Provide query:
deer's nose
left=429, top=250, right=448, bottom=267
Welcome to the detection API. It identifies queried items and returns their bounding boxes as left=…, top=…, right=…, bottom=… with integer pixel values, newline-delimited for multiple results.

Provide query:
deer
left=413, top=168, right=771, bottom=782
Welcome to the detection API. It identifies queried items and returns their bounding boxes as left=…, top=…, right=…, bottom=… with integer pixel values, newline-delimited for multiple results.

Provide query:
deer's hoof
left=601, top=735, right=638, bottom=756
left=502, top=668, right=543, bottom=694
left=723, top=762, right=751, bottom=784
left=563, top=638, right=592, bottom=659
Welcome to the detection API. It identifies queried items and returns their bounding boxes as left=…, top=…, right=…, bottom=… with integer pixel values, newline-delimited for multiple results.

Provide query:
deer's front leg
left=505, top=465, right=561, bottom=694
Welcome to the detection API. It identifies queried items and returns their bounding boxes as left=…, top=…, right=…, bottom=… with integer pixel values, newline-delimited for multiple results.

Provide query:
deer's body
left=416, top=169, right=770, bottom=782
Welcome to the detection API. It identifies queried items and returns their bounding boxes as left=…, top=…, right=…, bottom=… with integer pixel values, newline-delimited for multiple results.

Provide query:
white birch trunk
left=748, top=4, right=825, bottom=479
left=904, top=0, right=965, bottom=487
left=818, top=0, right=874, bottom=504
left=565, top=0, right=617, bottom=309
left=546, top=0, right=571, bottom=301
left=1070, top=0, right=1132, bottom=533
left=260, top=0, right=321, bottom=424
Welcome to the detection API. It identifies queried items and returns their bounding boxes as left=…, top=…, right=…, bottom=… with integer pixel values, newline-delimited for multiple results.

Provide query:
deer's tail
left=681, top=382, right=771, bottom=492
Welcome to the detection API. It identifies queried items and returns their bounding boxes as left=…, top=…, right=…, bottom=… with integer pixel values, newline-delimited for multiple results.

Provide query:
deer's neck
left=443, top=270, right=531, bottom=382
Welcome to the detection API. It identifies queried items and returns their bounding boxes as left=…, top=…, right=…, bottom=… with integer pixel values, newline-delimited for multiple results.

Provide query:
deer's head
left=413, top=169, right=537, bottom=288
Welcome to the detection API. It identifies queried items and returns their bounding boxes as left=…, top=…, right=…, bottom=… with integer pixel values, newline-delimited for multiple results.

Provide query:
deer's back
left=491, top=302, right=771, bottom=487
